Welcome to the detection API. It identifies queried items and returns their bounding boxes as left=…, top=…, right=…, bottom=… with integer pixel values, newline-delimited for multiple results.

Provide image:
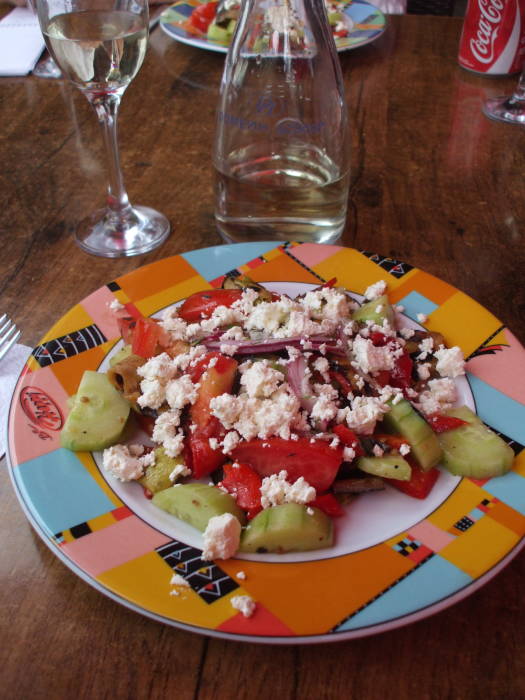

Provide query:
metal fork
left=0, top=314, right=21, bottom=363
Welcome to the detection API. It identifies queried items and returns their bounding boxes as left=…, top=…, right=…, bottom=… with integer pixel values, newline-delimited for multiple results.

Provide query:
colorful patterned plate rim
left=6, top=242, right=525, bottom=644
left=159, top=0, right=387, bottom=54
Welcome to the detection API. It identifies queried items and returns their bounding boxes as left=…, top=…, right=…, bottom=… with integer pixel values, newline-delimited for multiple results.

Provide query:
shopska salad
left=184, top=0, right=355, bottom=47
left=60, top=275, right=515, bottom=563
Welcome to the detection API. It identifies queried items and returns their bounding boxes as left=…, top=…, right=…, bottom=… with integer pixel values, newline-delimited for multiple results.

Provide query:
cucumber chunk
left=139, top=447, right=186, bottom=494
left=382, top=398, right=443, bottom=470
left=438, top=406, right=514, bottom=478
left=352, top=295, right=394, bottom=326
left=240, top=503, right=333, bottom=553
left=153, top=483, right=246, bottom=531
left=109, top=344, right=132, bottom=368
left=357, top=454, right=412, bottom=481
left=60, top=371, right=130, bottom=451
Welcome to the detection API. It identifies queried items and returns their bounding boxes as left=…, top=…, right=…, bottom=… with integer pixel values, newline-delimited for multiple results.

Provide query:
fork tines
left=0, top=314, right=21, bottom=362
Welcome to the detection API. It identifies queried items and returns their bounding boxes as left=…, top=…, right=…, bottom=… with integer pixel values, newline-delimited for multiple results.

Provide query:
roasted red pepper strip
left=375, top=433, right=440, bottom=499
left=385, top=465, right=440, bottom=499
left=219, top=462, right=263, bottom=519
left=332, top=424, right=364, bottom=457
left=389, top=351, right=414, bottom=391
left=427, top=413, right=468, bottom=433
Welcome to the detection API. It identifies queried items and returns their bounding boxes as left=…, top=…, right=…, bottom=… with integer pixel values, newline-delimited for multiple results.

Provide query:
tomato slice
left=219, top=462, right=263, bottom=519
left=187, top=351, right=238, bottom=383
left=231, top=437, right=343, bottom=492
left=189, top=355, right=238, bottom=478
left=131, top=318, right=167, bottom=359
left=332, top=424, right=364, bottom=457
left=311, top=492, right=345, bottom=517
left=178, top=289, right=243, bottom=323
left=385, top=465, right=440, bottom=499
left=188, top=427, right=225, bottom=479
left=118, top=316, right=137, bottom=345
left=189, top=1, right=218, bottom=32
left=427, top=413, right=468, bottom=433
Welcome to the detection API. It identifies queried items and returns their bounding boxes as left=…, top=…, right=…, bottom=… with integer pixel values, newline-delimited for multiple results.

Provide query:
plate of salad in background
left=159, top=0, right=387, bottom=54
left=6, top=242, right=525, bottom=643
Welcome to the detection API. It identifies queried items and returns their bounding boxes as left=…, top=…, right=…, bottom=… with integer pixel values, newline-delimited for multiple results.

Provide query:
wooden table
left=1, top=13, right=524, bottom=699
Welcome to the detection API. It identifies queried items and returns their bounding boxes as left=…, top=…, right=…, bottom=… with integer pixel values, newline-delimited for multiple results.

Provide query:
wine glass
left=35, top=0, right=170, bottom=257
left=483, top=66, right=525, bottom=125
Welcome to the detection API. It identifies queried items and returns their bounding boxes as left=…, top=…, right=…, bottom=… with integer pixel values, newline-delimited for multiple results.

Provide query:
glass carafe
left=213, top=0, right=351, bottom=244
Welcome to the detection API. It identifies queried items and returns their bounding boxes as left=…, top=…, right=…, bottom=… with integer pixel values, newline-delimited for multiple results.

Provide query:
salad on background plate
left=7, top=243, right=525, bottom=642
left=159, top=0, right=387, bottom=54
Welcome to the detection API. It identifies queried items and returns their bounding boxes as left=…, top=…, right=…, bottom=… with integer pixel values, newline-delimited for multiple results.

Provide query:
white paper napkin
left=0, top=7, right=46, bottom=77
left=0, top=343, right=32, bottom=460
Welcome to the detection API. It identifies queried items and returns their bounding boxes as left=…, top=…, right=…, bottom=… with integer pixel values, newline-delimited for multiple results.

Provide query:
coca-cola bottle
left=458, top=0, right=525, bottom=75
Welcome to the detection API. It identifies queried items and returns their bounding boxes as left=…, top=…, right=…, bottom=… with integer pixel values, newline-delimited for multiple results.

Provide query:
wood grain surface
left=1, top=13, right=524, bottom=700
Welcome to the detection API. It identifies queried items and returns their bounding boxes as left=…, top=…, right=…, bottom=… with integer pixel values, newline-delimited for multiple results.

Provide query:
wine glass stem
left=89, top=92, right=131, bottom=218
left=513, top=70, right=525, bottom=102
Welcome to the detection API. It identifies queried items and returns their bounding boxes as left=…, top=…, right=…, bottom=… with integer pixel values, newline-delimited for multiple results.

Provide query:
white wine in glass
left=36, top=0, right=170, bottom=257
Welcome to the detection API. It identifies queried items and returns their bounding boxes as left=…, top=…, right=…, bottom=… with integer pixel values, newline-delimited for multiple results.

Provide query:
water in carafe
left=213, top=0, right=351, bottom=243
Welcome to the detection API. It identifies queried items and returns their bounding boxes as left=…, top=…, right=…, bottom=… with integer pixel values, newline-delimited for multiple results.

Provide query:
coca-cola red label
left=458, top=0, right=525, bottom=74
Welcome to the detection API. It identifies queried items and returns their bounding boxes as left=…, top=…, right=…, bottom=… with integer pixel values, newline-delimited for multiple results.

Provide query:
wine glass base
left=33, top=57, right=63, bottom=79
left=75, top=205, right=171, bottom=258
left=483, top=96, right=525, bottom=125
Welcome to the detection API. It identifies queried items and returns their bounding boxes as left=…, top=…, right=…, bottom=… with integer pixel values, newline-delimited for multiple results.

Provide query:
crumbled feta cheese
left=240, top=360, right=284, bottom=398
left=399, top=327, right=415, bottom=339
left=372, top=444, right=384, bottom=457
left=417, top=377, right=457, bottom=415
left=102, top=444, right=152, bottom=482
left=260, top=470, right=316, bottom=508
left=230, top=594, right=256, bottom=618
left=313, top=356, right=330, bottom=383
left=364, top=280, right=387, bottom=300
left=301, top=287, right=350, bottom=321
left=417, top=337, right=434, bottom=361
left=221, top=430, right=241, bottom=455
left=434, top=345, right=465, bottom=378
left=221, top=326, right=246, bottom=341
left=201, top=513, right=241, bottom=560
left=343, top=446, right=356, bottom=461
left=169, top=463, right=191, bottom=482
left=417, top=313, right=428, bottom=323
left=170, top=573, right=190, bottom=587
left=165, top=374, right=198, bottom=410
left=352, top=335, right=396, bottom=374
left=236, top=571, right=247, bottom=580
left=399, top=443, right=411, bottom=456
left=310, top=383, right=339, bottom=423
left=160, top=310, right=188, bottom=340
left=338, top=396, right=389, bottom=435
left=152, top=410, right=185, bottom=458
left=210, top=387, right=301, bottom=441
left=108, top=298, right=124, bottom=312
